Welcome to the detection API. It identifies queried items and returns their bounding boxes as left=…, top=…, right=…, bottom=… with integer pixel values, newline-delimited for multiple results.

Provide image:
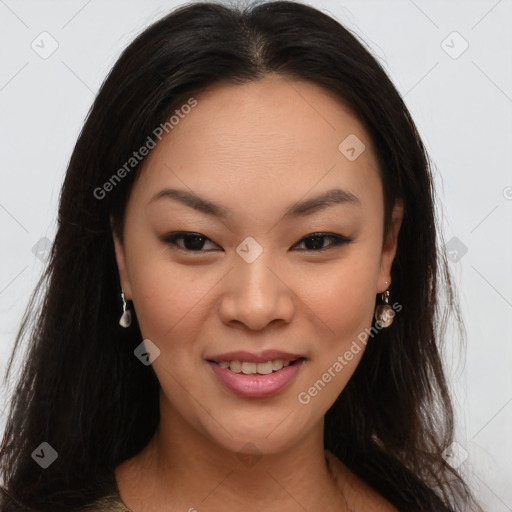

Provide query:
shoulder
left=325, top=450, right=399, bottom=512
left=75, top=494, right=132, bottom=512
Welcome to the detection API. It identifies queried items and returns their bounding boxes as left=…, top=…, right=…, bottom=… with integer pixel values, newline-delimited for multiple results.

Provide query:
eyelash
left=162, top=231, right=352, bottom=253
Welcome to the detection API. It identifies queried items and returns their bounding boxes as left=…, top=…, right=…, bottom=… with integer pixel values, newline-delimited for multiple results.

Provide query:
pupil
left=184, top=234, right=205, bottom=250
left=306, top=236, right=324, bottom=250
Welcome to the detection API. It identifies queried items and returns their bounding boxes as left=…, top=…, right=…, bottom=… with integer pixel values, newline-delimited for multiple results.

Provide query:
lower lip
left=207, top=359, right=305, bottom=398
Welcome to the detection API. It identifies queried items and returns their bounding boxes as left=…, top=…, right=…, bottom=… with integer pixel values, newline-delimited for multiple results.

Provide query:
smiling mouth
left=208, top=357, right=305, bottom=375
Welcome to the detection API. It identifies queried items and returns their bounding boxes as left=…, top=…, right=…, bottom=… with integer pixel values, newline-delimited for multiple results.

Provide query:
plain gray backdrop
left=0, top=0, right=511, bottom=509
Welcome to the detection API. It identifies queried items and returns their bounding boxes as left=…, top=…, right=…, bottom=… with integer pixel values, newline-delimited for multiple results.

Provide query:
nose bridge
left=219, top=239, right=294, bottom=330
left=236, top=246, right=277, bottom=299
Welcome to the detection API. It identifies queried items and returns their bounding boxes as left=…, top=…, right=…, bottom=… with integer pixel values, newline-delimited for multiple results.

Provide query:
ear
left=111, top=219, right=133, bottom=300
left=377, top=199, right=404, bottom=293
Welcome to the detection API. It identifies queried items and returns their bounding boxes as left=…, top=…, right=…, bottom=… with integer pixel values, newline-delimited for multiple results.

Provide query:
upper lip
left=207, top=350, right=304, bottom=364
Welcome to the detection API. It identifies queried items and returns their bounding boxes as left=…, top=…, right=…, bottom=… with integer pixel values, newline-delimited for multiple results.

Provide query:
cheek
left=128, top=256, right=217, bottom=346
left=314, top=278, right=374, bottom=336
left=297, top=249, right=380, bottom=406
left=304, top=253, right=380, bottom=342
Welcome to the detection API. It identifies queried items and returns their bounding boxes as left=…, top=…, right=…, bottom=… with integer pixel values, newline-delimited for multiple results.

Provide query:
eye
left=293, top=232, right=352, bottom=251
left=162, top=232, right=220, bottom=252
left=162, top=231, right=352, bottom=253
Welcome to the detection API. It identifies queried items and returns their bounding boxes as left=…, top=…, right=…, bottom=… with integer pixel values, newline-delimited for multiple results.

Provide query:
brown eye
left=162, top=231, right=352, bottom=253
left=294, top=233, right=352, bottom=251
left=163, top=232, right=220, bottom=252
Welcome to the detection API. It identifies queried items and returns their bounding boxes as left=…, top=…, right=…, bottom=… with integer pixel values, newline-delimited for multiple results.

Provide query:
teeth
left=272, top=360, right=283, bottom=370
left=230, top=360, right=242, bottom=373
left=256, top=361, right=273, bottom=375
left=216, top=358, right=298, bottom=374
left=241, top=362, right=257, bottom=374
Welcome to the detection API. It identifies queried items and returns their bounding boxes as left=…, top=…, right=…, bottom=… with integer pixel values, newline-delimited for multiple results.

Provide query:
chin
left=199, top=406, right=318, bottom=457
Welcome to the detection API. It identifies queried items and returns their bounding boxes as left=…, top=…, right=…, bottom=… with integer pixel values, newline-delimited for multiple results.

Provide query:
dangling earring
left=374, top=282, right=394, bottom=328
left=119, top=289, right=132, bottom=328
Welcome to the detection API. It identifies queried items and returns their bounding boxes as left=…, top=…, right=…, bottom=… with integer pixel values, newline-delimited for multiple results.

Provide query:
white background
left=0, top=0, right=511, bottom=509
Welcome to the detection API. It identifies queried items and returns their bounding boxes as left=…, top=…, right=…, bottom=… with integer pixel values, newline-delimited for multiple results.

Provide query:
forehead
left=134, top=75, right=382, bottom=212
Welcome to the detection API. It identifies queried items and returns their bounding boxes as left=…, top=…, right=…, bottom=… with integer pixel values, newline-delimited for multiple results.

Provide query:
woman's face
left=114, top=74, right=402, bottom=455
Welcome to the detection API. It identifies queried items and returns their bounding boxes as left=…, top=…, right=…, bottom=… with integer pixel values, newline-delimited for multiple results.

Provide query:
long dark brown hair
left=0, top=1, right=482, bottom=510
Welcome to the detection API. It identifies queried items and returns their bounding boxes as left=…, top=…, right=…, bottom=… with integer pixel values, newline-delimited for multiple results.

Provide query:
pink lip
left=207, top=359, right=305, bottom=398
left=207, top=350, right=303, bottom=364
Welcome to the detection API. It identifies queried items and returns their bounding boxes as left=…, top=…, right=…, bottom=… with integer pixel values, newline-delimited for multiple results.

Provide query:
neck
left=116, top=395, right=346, bottom=511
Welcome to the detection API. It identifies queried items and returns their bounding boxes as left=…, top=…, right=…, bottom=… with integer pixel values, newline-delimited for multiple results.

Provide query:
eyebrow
left=149, top=187, right=360, bottom=219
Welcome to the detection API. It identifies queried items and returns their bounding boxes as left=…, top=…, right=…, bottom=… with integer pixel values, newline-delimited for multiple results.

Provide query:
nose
left=218, top=250, right=295, bottom=331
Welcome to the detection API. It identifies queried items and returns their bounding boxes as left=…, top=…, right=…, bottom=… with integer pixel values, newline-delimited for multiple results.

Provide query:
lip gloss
left=207, top=359, right=305, bottom=398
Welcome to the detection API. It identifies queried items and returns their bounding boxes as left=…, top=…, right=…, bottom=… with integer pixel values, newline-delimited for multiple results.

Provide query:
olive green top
left=74, top=471, right=131, bottom=512
left=83, top=450, right=341, bottom=511
left=77, top=494, right=131, bottom=512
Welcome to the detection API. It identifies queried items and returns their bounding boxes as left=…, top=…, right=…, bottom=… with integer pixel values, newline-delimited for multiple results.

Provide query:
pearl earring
left=374, top=281, right=394, bottom=328
left=119, top=289, right=132, bottom=328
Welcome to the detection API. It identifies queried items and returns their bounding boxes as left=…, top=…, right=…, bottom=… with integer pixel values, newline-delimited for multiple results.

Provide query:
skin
left=113, top=74, right=403, bottom=511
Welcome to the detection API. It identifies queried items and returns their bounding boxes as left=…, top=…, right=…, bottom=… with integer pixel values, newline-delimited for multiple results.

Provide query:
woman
left=0, top=1, right=482, bottom=511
